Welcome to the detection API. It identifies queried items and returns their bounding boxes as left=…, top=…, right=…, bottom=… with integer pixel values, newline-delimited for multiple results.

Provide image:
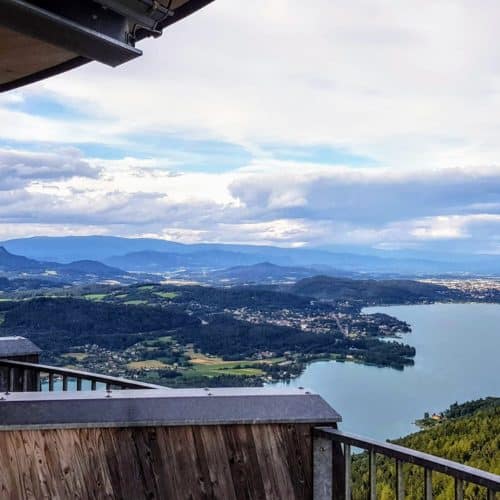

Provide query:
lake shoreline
left=270, top=302, right=500, bottom=441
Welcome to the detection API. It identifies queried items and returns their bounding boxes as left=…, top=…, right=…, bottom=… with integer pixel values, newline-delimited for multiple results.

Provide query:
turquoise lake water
left=270, top=303, right=500, bottom=441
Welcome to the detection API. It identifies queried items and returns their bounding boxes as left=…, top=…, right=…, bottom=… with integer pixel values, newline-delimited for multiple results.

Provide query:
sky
left=1, top=0, right=500, bottom=254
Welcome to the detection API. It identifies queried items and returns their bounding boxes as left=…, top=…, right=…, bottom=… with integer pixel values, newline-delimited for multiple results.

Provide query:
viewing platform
left=0, top=338, right=499, bottom=499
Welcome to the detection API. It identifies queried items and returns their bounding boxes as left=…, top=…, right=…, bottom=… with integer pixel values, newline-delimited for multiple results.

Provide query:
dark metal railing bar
left=369, top=448, right=376, bottom=500
left=62, top=376, right=68, bottom=391
left=76, top=378, right=82, bottom=391
left=0, top=359, right=163, bottom=390
left=8, top=367, right=14, bottom=392
left=344, top=443, right=351, bottom=500
left=91, top=379, right=97, bottom=391
left=314, top=428, right=500, bottom=491
left=22, top=369, right=28, bottom=392
left=48, top=373, right=54, bottom=391
left=424, top=468, right=433, bottom=500
left=455, top=478, right=464, bottom=500
left=396, top=459, right=405, bottom=500
left=35, top=371, right=41, bottom=392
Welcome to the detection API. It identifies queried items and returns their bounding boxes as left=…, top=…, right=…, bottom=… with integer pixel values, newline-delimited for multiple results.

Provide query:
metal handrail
left=0, top=358, right=164, bottom=391
left=313, top=427, right=500, bottom=499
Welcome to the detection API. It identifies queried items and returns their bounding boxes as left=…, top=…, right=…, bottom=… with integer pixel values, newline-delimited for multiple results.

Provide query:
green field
left=82, top=294, right=107, bottom=301
left=154, top=291, right=178, bottom=299
left=184, top=351, right=282, bottom=378
left=123, top=300, right=149, bottom=305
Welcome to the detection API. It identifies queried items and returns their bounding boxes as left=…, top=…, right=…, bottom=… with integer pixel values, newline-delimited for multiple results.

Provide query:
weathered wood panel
left=0, top=424, right=316, bottom=500
left=0, top=26, right=75, bottom=86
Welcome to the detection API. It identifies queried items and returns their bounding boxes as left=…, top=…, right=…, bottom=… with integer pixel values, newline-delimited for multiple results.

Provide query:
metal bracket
left=0, top=0, right=142, bottom=66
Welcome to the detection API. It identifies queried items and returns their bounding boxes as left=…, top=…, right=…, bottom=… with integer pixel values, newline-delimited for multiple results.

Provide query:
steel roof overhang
left=0, top=0, right=215, bottom=92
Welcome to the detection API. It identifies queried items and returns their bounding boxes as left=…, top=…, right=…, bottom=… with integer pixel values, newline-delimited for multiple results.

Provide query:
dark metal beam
left=0, top=0, right=142, bottom=66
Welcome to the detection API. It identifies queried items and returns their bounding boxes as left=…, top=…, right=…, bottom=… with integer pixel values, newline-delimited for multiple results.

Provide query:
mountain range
left=0, top=246, right=131, bottom=285
left=1, top=236, right=499, bottom=276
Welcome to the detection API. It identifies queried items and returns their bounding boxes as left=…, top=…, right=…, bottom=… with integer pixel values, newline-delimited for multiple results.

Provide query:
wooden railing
left=313, top=427, right=500, bottom=500
left=0, top=358, right=163, bottom=391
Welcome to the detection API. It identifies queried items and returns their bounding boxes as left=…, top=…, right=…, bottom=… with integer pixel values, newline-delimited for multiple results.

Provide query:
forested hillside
left=1, top=298, right=199, bottom=351
left=289, top=276, right=465, bottom=304
left=352, top=398, right=500, bottom=499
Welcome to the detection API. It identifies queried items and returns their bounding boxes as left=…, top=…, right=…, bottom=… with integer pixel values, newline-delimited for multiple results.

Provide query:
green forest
left=352, top=398, right=500, bottom=499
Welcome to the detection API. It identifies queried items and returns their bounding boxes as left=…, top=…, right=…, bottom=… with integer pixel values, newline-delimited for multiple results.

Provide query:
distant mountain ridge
left=207, top=262, right=356, bottom=283
left=0, top=246, right=129, bottom=283
left=2, top=236, right=500, bottom=276
left=0, top=246, right=43, bottom=271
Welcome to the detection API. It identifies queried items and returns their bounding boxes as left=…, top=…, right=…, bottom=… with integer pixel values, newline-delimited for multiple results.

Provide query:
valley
left=1, top=238, right=499, bottom=389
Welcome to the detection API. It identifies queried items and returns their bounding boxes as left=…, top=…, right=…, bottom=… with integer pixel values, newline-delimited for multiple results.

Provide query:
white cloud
left=0, top=148, right=99, bottom=190
left=0, top=151, right=499, bottom=252
left=2, top=1, right=500, bottom=254
left=1, top=0, right=498, bottom=169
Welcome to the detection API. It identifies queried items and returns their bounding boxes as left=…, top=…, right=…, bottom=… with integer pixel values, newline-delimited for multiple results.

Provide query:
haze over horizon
left=1, top=0, right=500, bottom=255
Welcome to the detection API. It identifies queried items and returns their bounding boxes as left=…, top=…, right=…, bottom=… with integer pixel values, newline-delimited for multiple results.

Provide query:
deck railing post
left=22, top=369, right=28, bottom=392
left=313, top=435, right=333, bottom=499
left=454, top=478, right=464, bottom=500
left=424, top=468, right=433, bottom=499
left=344, top=444, right=352, bottom=500
left=396, top=459, right=405, bottom=500
left=332, top=438, right=346, bottom=498
left=8, top=367, right=14, bottom=392
left=314, top=427, right=500, bottom=498
left=34, top=370, right=40, bottom=392
left=369, top=448, right=377, bottom=500
left=0, top=359, right=162, bottom=391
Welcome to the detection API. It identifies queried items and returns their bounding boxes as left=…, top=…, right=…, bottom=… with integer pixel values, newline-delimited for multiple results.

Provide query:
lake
left=270, top=302, right=500, bottom=441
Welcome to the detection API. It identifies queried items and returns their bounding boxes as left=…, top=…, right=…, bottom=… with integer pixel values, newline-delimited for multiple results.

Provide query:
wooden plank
left=0, top=424, right=317, bottom=499
left=223, top=424, right=267, bottom=500
left=0, top=26, right=75, bottom=85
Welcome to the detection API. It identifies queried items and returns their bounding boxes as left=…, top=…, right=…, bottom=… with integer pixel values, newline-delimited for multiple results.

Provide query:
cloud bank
left=1, top=0, right=500, bottom=254
left=0, top=149, right=498, bottom=254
